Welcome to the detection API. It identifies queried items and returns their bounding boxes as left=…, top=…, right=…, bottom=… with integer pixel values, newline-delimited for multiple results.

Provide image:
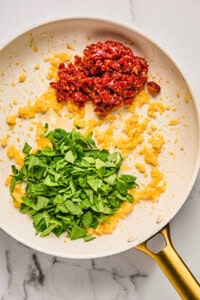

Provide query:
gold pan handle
left=135, top=224, right=200, bottom=299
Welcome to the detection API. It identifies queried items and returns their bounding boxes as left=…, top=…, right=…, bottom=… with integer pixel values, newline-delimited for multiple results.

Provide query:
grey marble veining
left=0, top=0, right=200, bottom=299
left=1, top=224, right=182, bottom=300
left=1, top=230, right=151, bottom=300
left=128, top=0, right=135, bottom=22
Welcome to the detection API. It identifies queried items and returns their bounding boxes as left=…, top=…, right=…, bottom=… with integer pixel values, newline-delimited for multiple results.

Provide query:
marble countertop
left=0, top=1, right=200, bottom=299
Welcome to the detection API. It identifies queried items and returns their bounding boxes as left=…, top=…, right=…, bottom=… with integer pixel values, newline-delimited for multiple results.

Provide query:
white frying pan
left=0, top=18, right=199, bottom=299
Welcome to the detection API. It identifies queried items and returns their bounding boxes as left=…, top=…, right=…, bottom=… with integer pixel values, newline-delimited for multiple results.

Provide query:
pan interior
left=0, top=18, right=199, bottom=258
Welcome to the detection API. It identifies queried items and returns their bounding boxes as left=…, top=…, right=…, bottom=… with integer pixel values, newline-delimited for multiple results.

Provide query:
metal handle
left=135, top=224, right=200, bottom=299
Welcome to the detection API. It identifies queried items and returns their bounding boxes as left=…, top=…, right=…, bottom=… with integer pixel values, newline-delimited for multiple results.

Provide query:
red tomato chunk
left=147, top=81, right=161, bottom=95
left=50, top=41, right=149, bottom=116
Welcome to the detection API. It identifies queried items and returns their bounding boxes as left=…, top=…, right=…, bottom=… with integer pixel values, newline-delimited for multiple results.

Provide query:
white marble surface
left=0, top=0, right=200, bottom=299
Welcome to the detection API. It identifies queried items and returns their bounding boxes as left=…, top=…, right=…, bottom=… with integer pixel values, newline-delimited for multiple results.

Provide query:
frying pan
left=0, top=18, right=199, bottom=298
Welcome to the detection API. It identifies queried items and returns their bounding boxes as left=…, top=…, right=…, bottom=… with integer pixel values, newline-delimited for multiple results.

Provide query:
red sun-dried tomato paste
left=50, top=41, right=149, bottom=116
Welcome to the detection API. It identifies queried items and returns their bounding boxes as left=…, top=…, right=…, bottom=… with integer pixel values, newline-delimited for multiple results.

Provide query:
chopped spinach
left=10, top=128, right=137, bottom=241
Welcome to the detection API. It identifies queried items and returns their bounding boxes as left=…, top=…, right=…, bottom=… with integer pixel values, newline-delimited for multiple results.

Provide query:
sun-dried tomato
left=147, top=81, right=161, bottom=96
left=50, top=41, right=149, bottom=116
